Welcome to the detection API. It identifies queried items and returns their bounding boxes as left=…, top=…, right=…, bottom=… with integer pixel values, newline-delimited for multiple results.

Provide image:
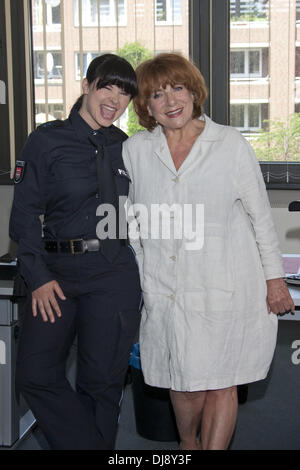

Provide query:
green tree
left=252, top=113, right=300, bottom=162
left=118, top=41, right=152, bottom=136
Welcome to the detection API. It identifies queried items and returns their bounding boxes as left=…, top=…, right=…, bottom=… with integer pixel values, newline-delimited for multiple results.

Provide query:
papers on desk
left=282, top=254, right=300, bottom=275
left=280, top=255, right=300, bottom=320
left=283, top=254, right=300, bottom=287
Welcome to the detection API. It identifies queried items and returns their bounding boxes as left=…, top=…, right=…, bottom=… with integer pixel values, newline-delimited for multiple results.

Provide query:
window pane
left=31, top=0, right=189, bottom=132
left=156, top=0, right=167, bottom=22
left=249, top=50, right=260, bottom=75
left=230, top=51, right=245, bottom=74
left=248, top=104, right=260, bottom=128
left=230, top=104, right=245, bottom=128
left=156, top=0, right=182, bottom=24
left=230, top=0, right=269, bottom=21
left=230, top=0, right=300, bottom=162
left=52, top=5, right=61, bottom=24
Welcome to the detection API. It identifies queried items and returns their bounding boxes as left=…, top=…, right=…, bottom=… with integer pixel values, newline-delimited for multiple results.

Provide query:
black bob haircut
left=71, top=54, right=138, bottom=113
left=87, top=53, right=138, bottom=98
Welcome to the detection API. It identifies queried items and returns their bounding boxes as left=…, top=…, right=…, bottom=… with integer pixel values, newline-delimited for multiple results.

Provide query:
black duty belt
left=44, top=238, right=127, bottom=255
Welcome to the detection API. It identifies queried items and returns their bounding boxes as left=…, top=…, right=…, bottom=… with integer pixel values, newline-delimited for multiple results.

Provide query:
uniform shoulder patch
left=13, top=160, right=26, bottom=184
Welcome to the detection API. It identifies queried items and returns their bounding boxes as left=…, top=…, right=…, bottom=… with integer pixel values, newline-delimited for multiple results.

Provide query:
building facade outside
left=31, top=0, right=300, bottom=160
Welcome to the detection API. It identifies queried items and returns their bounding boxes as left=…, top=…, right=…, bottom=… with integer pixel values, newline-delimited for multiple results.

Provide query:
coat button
left=172, top=176, right=179, bottom=183
left=169, top=294, right=175, bottom=300
left=170, top=255, right=176, bottom=261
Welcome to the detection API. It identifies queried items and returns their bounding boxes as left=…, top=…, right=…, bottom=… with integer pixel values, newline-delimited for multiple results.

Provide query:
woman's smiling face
left=147, top=84, right=195, bottom=131
left=79, top=79, right=131, bottom=129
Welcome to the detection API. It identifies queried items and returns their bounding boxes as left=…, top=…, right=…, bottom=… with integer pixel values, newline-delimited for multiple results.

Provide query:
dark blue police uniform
left=9, top=108, right=141, bottom=450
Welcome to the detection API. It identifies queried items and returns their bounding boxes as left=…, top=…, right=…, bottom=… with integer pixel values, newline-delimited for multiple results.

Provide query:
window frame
left=1, top=0, right=300, bottom=188
left=32, top=0, right=61, bottom=30
left=73, top=0, right=127, bottom=28
left=230, top=48, right=262, bottom=78
left=74, top=51, right=99, bottom=81
left=33, top=49, right=63, bottom=83
left=155, top=0, right=182, bottom=26
left=190, top=0, right=300, bottom=190
left=230, top=102, right=262, bottom=132
left=0, top=0, right=33, bottom=186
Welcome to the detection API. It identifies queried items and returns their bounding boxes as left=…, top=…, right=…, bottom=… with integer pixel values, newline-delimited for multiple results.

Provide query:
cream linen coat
left=122, top=115, right=285, bottom=391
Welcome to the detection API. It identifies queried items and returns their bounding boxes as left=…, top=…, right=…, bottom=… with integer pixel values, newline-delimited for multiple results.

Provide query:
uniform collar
left=69, top=108, right=111, bottom=146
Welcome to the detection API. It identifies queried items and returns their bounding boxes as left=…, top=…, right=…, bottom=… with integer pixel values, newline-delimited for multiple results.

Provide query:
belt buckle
left=70, top=238, right=84, bottom=255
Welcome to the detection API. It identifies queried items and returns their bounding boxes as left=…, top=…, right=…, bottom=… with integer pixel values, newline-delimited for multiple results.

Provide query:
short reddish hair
left=134, top=53, right=208, bottom=131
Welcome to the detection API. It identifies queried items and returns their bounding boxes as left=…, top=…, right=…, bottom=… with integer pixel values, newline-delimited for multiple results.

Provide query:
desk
left=0, top=278, right=35, bottom=447
left=279, top=286, right=300, bottom=321
left=282, top=254, right=300, bottom=321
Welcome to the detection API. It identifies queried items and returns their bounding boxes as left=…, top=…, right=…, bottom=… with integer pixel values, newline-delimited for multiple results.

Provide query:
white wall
left=269, top=189, right=300, bottom=254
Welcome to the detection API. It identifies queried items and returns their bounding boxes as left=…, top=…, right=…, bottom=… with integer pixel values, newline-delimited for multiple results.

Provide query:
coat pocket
left=184, top=223, right=234, bottom=295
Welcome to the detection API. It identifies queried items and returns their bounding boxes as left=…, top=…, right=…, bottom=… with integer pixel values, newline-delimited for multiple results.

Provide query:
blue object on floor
left=130, top=343, right=179, bottom=442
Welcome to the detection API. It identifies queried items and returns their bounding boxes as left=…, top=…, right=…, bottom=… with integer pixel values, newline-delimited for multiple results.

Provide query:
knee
left=15, top=359, right=56, bottom=394
left=207, top=386, right=237, bottom=402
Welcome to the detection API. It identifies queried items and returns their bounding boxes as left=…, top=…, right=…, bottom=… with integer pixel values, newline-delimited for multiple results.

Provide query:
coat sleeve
left=9, top=131, right=54, bottom=291
left=236, top=136, right=285, bottom=281
left=122, top=142, right=144, bottom=282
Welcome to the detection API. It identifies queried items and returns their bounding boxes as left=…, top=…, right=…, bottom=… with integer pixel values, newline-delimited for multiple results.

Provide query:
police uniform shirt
left=9, top=109, right=130, bottom=292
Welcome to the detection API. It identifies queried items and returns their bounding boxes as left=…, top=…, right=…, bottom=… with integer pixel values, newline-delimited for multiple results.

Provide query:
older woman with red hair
left=123, top=53, right=294, bottom=450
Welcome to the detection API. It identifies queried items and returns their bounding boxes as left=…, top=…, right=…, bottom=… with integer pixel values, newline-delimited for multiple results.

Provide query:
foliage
left=118, top=41, right=153, bottom=136
left=251, top=113, right=300, bottom=162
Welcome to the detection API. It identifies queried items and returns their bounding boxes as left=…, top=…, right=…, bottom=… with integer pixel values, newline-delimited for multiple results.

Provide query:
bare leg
left=169, top=390, right=206, bottom=450
left=201, top=386, right=238, bottom=450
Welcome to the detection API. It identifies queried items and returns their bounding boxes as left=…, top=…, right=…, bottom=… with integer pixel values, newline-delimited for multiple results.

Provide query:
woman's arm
left=9, top=131, right=65, bottom=322
left=236, top=136, right=294, bottom=315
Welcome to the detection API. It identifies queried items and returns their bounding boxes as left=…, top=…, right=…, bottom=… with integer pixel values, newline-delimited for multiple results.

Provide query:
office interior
left=1, top=0, right=300, bottom=450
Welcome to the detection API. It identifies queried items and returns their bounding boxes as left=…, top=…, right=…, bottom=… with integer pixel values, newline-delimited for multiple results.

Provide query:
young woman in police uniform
left=9, top=54, right=141, bottom=450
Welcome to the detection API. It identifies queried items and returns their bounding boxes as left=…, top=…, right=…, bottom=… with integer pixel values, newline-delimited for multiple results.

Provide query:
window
left=230, top=49, right=262, bottom=77
left=34, top=51, right=62, bottom=82
left=74, top=0, right=126, bottom=27
left=229, top=0, right=300, bottom=188
left=0, top=0, right=30, bottom=185
left=296, top=0, right=300, bottom=23
left=230, top=0, right=268, bottom=22
left=230, top=103, right=267, bottom=131
left=35, top=102, right=64, bottom=122
left=75, top=52, right=99, bottom=80
left=31, top=0, right=189, bottom=133
left=32, top=0, right=61, bottom=29
left=155, top=0, right=182, bottom=25
left=6, top=1, right=300, bottom=188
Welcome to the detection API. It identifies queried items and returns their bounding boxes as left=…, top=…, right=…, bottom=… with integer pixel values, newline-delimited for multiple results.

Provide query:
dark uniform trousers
left=16, top=247, right=141, bottom=450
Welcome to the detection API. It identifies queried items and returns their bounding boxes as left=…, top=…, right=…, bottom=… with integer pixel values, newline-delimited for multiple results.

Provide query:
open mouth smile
left=100, top=104, right=118, bottom=120
left=166, top=108, right=183, bottom=118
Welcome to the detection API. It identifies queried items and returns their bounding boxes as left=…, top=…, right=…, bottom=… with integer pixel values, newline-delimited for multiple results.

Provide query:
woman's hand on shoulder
left=32, top=280, right=66, bottom=323
left=266, top=278, right=295, bottom=316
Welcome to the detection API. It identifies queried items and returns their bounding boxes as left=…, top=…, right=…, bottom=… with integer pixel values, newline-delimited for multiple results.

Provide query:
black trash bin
left=129, top=343, right=179, bottom=442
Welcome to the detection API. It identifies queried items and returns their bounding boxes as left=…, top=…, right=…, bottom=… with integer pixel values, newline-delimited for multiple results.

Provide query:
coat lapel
left=150, top=115, right=226, bottom=176
left=152, top=127, right=178, bottom=175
